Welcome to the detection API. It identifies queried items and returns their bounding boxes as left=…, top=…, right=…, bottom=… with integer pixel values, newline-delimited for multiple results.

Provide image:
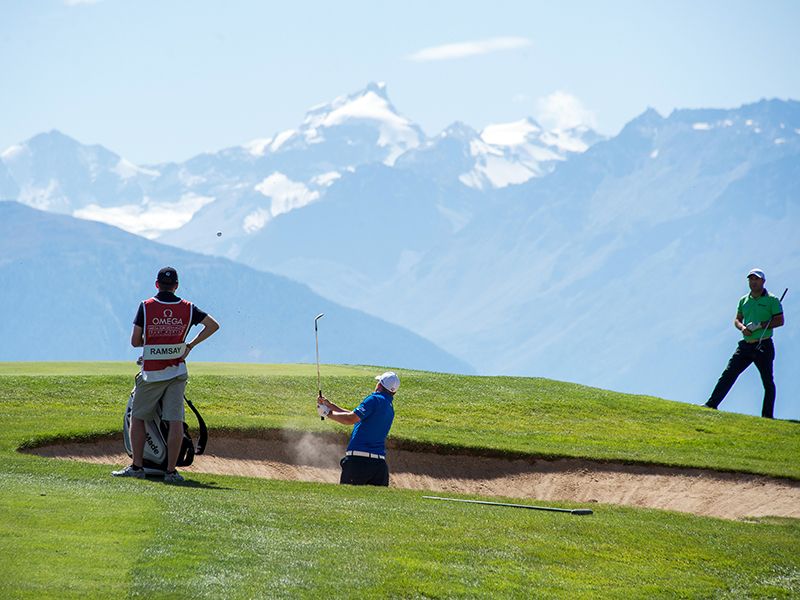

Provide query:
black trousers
left=707, top=338, right=776, bottom=418
left=340, top=456, right=389, bottom=487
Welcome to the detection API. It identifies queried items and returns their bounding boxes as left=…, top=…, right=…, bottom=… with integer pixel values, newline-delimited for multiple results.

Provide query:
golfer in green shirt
left=704, top=268, right=784, bottom=418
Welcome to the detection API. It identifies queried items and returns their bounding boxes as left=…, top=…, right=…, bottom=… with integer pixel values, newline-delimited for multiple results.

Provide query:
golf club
left=756, top=287, right=787, bottom=351
left=423, top=495, right=594, bottom=515
left=314, top=313, right=325, bottom=420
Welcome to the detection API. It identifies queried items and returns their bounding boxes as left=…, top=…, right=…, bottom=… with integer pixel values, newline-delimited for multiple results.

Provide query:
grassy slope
left=1, top=363, right=799, bottom=599
left=4, top=362, right=798, bottom=478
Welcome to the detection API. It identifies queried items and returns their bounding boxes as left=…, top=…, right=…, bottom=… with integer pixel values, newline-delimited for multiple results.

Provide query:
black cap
left=157, top=267, right=179, bottom=285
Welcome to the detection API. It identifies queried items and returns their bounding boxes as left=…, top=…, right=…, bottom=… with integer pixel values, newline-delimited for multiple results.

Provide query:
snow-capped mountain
left=1, top=83, right=601, bottom=248
left=0, top=130, right=213, bottom=239
left=247, top=81, right=424, bottom=168
left=395, top=117, right=602, bottom=190
left=1, top=130, right=159, bottom=213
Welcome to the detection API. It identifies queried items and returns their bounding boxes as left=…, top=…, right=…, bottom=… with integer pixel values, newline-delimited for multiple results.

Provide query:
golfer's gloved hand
left=745, top=322, right=762, bottom=332
left=317, top=403, right=331, bottom=417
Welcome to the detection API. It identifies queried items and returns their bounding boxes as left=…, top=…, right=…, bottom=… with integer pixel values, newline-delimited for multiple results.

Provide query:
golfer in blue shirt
left=317, top=371, right=399, bottom=486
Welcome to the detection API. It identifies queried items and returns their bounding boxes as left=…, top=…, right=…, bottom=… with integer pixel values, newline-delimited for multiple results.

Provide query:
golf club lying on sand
left=423, top=496, right=594, bottom=516
left=314, top=313, right=325, bottom=420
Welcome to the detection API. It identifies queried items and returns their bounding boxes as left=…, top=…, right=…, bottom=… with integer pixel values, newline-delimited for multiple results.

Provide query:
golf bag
left=122, top=386, right=208, bottom=475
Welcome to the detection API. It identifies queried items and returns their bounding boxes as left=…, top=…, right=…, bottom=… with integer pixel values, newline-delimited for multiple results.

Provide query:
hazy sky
left=2, top=0, right=798, bottom=163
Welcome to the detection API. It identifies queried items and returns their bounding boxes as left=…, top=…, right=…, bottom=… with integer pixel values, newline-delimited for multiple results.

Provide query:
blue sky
left=2, top=0, right=798, bottom=163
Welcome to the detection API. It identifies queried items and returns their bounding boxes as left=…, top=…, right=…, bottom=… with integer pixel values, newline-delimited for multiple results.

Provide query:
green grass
left=5, top=362, right=798, bottom=478
left=1, top=362, right=799, bottom=598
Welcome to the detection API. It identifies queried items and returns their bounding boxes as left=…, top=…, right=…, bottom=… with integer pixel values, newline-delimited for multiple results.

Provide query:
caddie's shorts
left=131, top=373, right=187, bottom=421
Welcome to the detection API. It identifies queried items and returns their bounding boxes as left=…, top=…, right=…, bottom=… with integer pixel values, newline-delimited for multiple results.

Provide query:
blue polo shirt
left=347, top=390, right=395, bottom=455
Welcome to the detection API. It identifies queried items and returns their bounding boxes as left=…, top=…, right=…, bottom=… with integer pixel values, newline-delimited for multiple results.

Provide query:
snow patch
left=19, top=180, right=61, bottom=210
left=522, top=144, right=563, bottom=163
left=73, top=194, right=215, bottom=238
left=1, top=144, right=26, bottom=161
left=243, top=208, right=271, bottom=234
left=303, top=127, right=323, bottom=144
left=270, top=130, right=296, bottom=152
left=469, top=138, right=503, bottom=158
left=460, top=155, right=534, bottom=189
left=112, top=158, right=160, bottom=180
left=455, top=119, right=590, bottom=189
left=311, top=171, right=341, bottom=187
left=539, top=130, right=589, bottom=153
left=481, top=119, right=541, bottom=146
left=244, top=137, right=274, bottom=157
left=458, top=171, right=484, bottom=190
left=254, top=172, right=320, bottom=218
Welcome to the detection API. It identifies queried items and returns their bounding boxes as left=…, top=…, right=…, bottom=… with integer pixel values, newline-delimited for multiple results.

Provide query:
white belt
left=345, top=450, right=385, bottom=460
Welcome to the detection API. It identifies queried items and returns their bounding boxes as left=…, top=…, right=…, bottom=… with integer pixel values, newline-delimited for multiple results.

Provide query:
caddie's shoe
left=700, top=402, right=717, bottom=410
left=163, top=470, right=185, bottom=484
left=111, top=465, right=146, bottom=478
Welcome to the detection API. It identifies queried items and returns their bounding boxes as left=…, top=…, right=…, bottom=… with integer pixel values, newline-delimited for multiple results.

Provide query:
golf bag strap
left=184, top=396, right=207, bottom=455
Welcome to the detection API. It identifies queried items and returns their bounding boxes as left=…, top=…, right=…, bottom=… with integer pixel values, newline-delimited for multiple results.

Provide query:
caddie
left=703, top=268, right=784, bottom=418
left=317, top=371, right=400, bottom=486
left=112, top=266, right=219, bottom=482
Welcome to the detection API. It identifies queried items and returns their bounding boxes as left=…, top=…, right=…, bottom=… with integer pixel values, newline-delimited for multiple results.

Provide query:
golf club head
left=314, top=313, right=324, bottom=331
left=571, top=509, right=593, bottom=516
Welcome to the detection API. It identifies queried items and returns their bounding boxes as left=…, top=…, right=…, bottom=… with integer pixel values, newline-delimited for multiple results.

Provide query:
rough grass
left=1, top=362, right=799, bottom=598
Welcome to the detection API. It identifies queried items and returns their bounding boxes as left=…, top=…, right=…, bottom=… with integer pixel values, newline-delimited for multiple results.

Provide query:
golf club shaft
left=756, top=287, right=787, bottom=348
left=314, top=313, right=324, bottom=420
left=422, top=495, right=593, bottom=515
left=315, top=331, right=321, bottom=395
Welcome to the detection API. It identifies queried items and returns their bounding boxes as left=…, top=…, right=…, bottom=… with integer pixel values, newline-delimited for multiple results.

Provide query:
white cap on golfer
left=747, top=268, right=766, bottom=280
left=375, top=371, right=400, bottom=393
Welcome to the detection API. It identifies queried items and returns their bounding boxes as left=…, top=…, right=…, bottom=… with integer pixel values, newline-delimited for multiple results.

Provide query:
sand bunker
left=28, top=430, right=800, bottom=521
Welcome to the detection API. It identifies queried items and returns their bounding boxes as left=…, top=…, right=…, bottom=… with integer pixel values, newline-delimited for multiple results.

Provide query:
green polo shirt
left=738, top=291, right=783, bottom=341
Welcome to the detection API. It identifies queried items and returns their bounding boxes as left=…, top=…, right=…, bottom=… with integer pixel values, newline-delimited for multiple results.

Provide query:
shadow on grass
left=146, top=476, right=232, bottom=490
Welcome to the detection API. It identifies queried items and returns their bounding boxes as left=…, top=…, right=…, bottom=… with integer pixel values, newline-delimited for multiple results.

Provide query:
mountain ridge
left=0, top=200, right=472, bottom=373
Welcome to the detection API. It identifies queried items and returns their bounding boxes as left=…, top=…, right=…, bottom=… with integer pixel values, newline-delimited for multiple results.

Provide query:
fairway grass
left=2, top=362, right=799, bottom=598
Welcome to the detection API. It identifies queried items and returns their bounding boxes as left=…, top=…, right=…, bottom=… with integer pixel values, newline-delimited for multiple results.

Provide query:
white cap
left=375, top=371, right=400, bottom=393
left=747, top=268, right=766, bottom=280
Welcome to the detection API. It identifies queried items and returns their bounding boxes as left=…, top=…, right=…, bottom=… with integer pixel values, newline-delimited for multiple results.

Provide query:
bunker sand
left=29, top=430, right=800, bottom=521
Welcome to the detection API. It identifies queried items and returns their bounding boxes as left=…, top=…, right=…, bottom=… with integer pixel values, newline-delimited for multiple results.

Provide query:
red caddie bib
left=142, top=298, right=193, bottom=374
